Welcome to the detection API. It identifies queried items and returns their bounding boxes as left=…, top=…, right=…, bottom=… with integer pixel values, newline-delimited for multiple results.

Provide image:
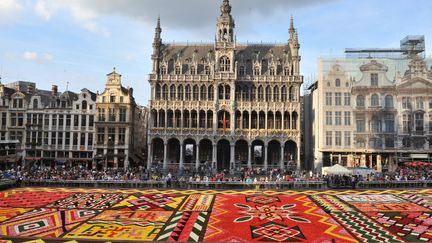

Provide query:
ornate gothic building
left=147, top=0, right=303, bottom=171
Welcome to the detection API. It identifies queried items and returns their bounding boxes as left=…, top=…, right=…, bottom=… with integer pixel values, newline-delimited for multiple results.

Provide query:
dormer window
left=269, top=67, right=276, bottom=76
left=335, top=78, right=341, bottom=87
left=253, top=66, right=260, bottom=76
left=175, top=66, right=181, bottom=75
left=160, top=66, right=167, bottom=75
left=205, top=66, right=211, bottom=75
left=12, top=98, right=23, bottom=108
left=219, top=56, right=230, bottom=72
left=190, top=65, right=196, bottom=75
left=33, top=99, right=38, bottom=109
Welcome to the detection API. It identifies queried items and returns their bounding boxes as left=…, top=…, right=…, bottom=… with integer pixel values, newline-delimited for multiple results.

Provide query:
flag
left=223, top=111, right=226, bottom=132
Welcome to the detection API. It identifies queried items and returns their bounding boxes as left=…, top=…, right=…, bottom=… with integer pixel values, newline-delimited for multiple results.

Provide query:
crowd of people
left=0, top=163, right=431, bottom=188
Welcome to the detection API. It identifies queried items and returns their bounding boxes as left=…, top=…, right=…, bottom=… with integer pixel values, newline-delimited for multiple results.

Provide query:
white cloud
left=34, top=0, right=55, bottom=20
left=82, top=22, right=110, bottom=38
left=23, top=51, right=38, bottom=61
left=23, top=51, right=54, bottom=63
left=0, top=0, right=23, bottom=24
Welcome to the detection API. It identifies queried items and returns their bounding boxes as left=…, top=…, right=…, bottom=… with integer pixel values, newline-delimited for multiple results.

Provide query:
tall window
left=273, top=86, right=279, bottom=101
left=208, top=85, right=214, bottom=100
left=335, top=78, right=341, bottom=87
left=402, top=97, right=411, bottom=109
left=97, top=128, right=104, bottom=143
left=371, top=73, right=378, bottom=86
left=265, top=86, right=271, bottom=102
left=416, top=97, right=424, bottom=109
left=371, top=94, right=379, bottom=107
left=185, top=85, right=191, bottom=100
left=335, top=131, right=341, bottom=146
left=356, top=115, right=365, bottom=132
left=178, top=85, right=183, bottom=99
left=205, top=66, right=211, bottom=75
left=384, top=114, right=394, bottom=132
left=356, top=95, right=365, bottom=107
left=108, top=108, right=116, bottom=122
left=258, top=86, right=264, bottom=101
left=335, top=92, right=341, bottom=106
left=119, top=108, right=127, bottom=122
left=253, top=66, right=260, bottom=76
left=344, top=131, right=351, bottom=146
left=162, top=85, right=168, bottom=100
left=119, top=128, right=126, bottom=144
left=251, top=86, right=256, bottom=101
left=326, top=131, right=332, bottom=146
left=402, top=113, right=412, bottom=133
left=200, top=86, right=206, bottom=100
left=155, top=84, right=161, bottom=100
left=160, top=66, right=167, bottom=75
left=326, top=111, right=332, bottom=125
left=325, top=92, right=332, bottom=106
left=344, top=111, right=351, bottom=126
left=190, top=65, right=196, bottom=75
left=429, top=114, right=432, bottom=132
left=281, top=86, right=287, bottom=102
left=385, top=95, right=393, bottom=108
left=415, top=113, right=424, bottom=131
left=220, top=56, right=230, bottom=72
left=170, top=85, right=175, bottom=99
left=335, top=111, right=342, bottom=125
left=344, top=92, right=351, bottom=106
left=193, top=85, right=199, bottom=100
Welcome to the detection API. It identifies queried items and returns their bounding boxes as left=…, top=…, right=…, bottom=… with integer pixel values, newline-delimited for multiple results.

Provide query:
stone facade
left=0, top=81, right=96, bottom=167
left=94, top=70, right=146, bottom=169
left=307, top=42, right=432, bottom=173
left=147, top=0, right=303, bottom=172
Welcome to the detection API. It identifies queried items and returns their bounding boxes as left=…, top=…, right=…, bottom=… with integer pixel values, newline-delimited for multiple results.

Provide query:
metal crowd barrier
left=22, top=180, right=327, bottom=190
left=0, top=180, right=16, bottom=190
left=356, top=180, right=432, bottom=189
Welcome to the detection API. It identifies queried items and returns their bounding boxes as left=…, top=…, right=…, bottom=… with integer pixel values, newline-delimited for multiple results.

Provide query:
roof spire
left=289, top=15, right=295, bottom=35
left=154, top=15, right=162, bottom=44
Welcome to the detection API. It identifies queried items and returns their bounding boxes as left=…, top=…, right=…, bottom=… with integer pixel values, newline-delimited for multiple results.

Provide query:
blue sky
left=1, top=0, right=431, bottom=105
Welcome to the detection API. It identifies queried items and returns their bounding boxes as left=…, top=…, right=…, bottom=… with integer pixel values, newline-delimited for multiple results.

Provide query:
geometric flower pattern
left=0, top=187, right=432, bottom=242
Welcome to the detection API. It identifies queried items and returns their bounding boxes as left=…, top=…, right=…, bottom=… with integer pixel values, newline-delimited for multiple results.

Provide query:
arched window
left=208, top=85, right=214, bottom=100
left=258, top=86, right=264, bottom=101
left=242, top=86, right=250, bottom=101
left=385, top=95, right=393, bottom=108
left=185, top=85, right=191, bottom=100
left=162, top=84, right=168, bottom=100
left=239, top=66, right=245, bottom=76
left=81, top=100, right=87, bottom=110
left=265, top=86, right=271, bottom=102
left=219, top=56, right=230, bottom=72
left=335, top=78, right=341, bottom=87
left=371, top=94, right=379, bottom=107
left=225, top=85, right=230, bottom=99
left=281, top=86, right=287, bottom=102
left=177, top=85, right=183, bottom=100
left=288, top=86, right=294, bottom=101
left=273, top=86, right=279, bottom=101
left=235, top=85, right=241, bottom=101
left=33, top=99, right=38, bottom=109
left=200, top=85, right=206, bottom=100
left=155, top=84, right=161, bottom=100
left=218, top=84, right=224, bottom=99
left=251, top=85, right=256, bottom=101
left=192, top=85, right=199, bottom=100
left=356, top=95, right=365, bottom=107
left=170, top=85, right=175, bottom=99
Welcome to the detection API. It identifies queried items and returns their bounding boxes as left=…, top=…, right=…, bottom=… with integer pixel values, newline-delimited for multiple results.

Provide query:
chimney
left=27, top=84, right=34, bottom=94
left=129, top=87, right=133, bottom=96
left=52, top=85, right=58, bottom=96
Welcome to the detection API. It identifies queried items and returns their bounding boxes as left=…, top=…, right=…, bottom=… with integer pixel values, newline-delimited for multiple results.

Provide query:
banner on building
left=185, top=144, right=194, bottom=156
left=254, top=145, right=262, bottom=158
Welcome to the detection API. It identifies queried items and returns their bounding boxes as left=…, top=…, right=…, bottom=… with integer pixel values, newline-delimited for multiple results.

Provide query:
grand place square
left=0, top=0, right=431, bottom=242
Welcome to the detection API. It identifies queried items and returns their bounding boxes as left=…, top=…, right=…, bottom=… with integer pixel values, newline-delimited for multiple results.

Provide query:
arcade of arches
left=148, top=137, right=298, bottom=171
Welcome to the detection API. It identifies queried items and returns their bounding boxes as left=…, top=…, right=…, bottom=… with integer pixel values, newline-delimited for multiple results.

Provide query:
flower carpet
left=0, top=188, right=431, bottom=242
